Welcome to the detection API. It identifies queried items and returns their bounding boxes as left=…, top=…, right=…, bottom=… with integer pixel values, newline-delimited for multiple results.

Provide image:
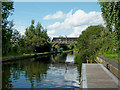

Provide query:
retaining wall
left=96, top=56, right=120, bottom=80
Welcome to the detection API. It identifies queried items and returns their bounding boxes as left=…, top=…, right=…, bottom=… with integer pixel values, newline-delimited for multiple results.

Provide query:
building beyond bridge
left=52, top=37, right=78, bottom=45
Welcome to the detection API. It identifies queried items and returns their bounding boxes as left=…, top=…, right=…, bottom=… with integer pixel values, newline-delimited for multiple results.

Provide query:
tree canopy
left=98, top=1, right=120, bottom=32
left=1, top=2, right=51, bottom=55
left=2, top=2, right=14, bottom=55
left=76, top=25, right=117, bottom=62
left=98, top=1, right=120, bottom=55
left=24, top=20, right=50, bottom=53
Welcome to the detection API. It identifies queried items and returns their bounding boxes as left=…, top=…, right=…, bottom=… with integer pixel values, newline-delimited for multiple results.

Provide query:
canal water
left=2, top=53, right=81, bottom=89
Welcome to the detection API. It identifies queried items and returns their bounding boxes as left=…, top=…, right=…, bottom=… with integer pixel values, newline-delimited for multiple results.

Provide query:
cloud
left=14, top=26, right=26, bottom=35
left=68, top=25, right=88, bottom=37
left=63, top=10, right=103, bottom=27
left=43, top=9, right=73, bottom=20
left=46, top=9, right=104, bottom=37
left=47, top=30, right=55, bottom=35
left=12, top=21, right=26, bottom=35
left=47, top=22, right=61, bottom=29
left=43, top=11, right=66, bottom=20
left=47, top=30, right=55, bottom=38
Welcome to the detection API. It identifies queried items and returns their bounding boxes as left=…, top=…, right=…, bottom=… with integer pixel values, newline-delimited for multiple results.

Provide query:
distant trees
left=24, top=20, right=51, bottom=53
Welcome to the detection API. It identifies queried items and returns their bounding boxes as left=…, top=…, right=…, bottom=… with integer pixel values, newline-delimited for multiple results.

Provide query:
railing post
left=87, top=60, right=89, bottom=64
left=90, top=60, right=92, bottom=64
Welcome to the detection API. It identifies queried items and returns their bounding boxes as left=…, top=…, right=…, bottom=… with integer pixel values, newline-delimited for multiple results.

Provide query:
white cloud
left=47, top=30, right=55, bottom=38
left=63, top=10, right=103, bottom=26
left=68, top=25, right=88, bottom=37
left=43, top=11, right=66, bottom=20
left=47, top=22, right=61, bottom=29
left=46, top=9, right=104, bottom=37
left=47, top=30, right=55, bottom=35
left=14, top=26, right=26, bottom=35
left=12, top=21, right=26, bottom=35
left=43, top=9, right=73, bottom=20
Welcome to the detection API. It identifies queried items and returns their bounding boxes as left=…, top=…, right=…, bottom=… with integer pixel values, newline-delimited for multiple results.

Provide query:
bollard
left=87, top=60, right=89, bottom=64
left=90, top=60, right=92, bottom=64
left=107, top=64, right=109, bottom=70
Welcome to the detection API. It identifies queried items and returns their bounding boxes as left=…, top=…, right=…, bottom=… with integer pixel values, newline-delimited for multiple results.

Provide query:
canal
left=2, top=52, right=81, bottom=88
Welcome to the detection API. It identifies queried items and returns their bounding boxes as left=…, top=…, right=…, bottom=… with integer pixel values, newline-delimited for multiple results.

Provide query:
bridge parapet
left=51, top=37, right=78, bottom=47
left=52, top=37, right=78, bottom=45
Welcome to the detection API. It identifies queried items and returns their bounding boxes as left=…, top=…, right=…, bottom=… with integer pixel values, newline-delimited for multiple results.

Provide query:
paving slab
left=81, top=63, right=120, bottom=88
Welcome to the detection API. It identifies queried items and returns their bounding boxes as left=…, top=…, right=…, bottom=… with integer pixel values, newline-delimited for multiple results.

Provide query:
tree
left=25, top=20, right=50, bottom=53
left=76, top=25, right=117, bottom=63
left=2, top=2, right=14, bottom=55
left=98, top=1, right=120, bottom=31
left=98, top=1, right=120, bottom=53
left=11, top=29, right=25, bottom=54
left=12, top=29, right=20, bottom=42
left=67, top=44, right=74, bottom=50
left=77, top=25, right=106, bottom=61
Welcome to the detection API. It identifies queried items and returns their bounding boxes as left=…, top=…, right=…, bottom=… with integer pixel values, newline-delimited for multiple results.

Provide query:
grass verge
left=101, top=53, right=119, bottom=63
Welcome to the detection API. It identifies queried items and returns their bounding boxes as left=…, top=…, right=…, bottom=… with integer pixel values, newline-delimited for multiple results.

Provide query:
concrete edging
left=99, top=64, right=120, bottom=87
left=81, top=63, right=87, bottom=88
left=96, top=56, right=120, bottom=80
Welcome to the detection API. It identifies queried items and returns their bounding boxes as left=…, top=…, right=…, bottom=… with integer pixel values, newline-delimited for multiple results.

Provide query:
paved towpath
left=81, top=64, right=120, bottom=88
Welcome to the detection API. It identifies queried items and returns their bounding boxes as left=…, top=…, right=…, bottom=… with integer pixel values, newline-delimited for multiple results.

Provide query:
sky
left=8, top=2, right=104, bottom=38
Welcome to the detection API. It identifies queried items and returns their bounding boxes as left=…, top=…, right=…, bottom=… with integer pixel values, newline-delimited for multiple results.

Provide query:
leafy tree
left=77, top=25, right=106, bottom=61
left=54, top=45, right=59, bottom=50
left=98, top=1, right=120, bottom=53
left=11, top=29, right=25, bottom=53
left=98, top=1, right=120, bottom=31
left=25, top=20, right=50, bottom=53
left=2, top=2, right=14, bottom=55
left=67, top=44, right=74, bottom=50
left=12, top=29, right=20, bottom=42
left=77, top=25, right=117, bottom=62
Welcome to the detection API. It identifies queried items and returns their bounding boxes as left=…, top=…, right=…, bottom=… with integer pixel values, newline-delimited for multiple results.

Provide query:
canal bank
left=1, top=50, right=73, bottom=63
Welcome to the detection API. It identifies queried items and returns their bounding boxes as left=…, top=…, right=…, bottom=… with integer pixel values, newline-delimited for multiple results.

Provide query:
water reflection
left=2, top=53, right=81, bottom=89
left=65, top=54, right=75, bottom=63
left=51, top=53, right=67, bottom=63
left=2, top=56, right=51, bottom=88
